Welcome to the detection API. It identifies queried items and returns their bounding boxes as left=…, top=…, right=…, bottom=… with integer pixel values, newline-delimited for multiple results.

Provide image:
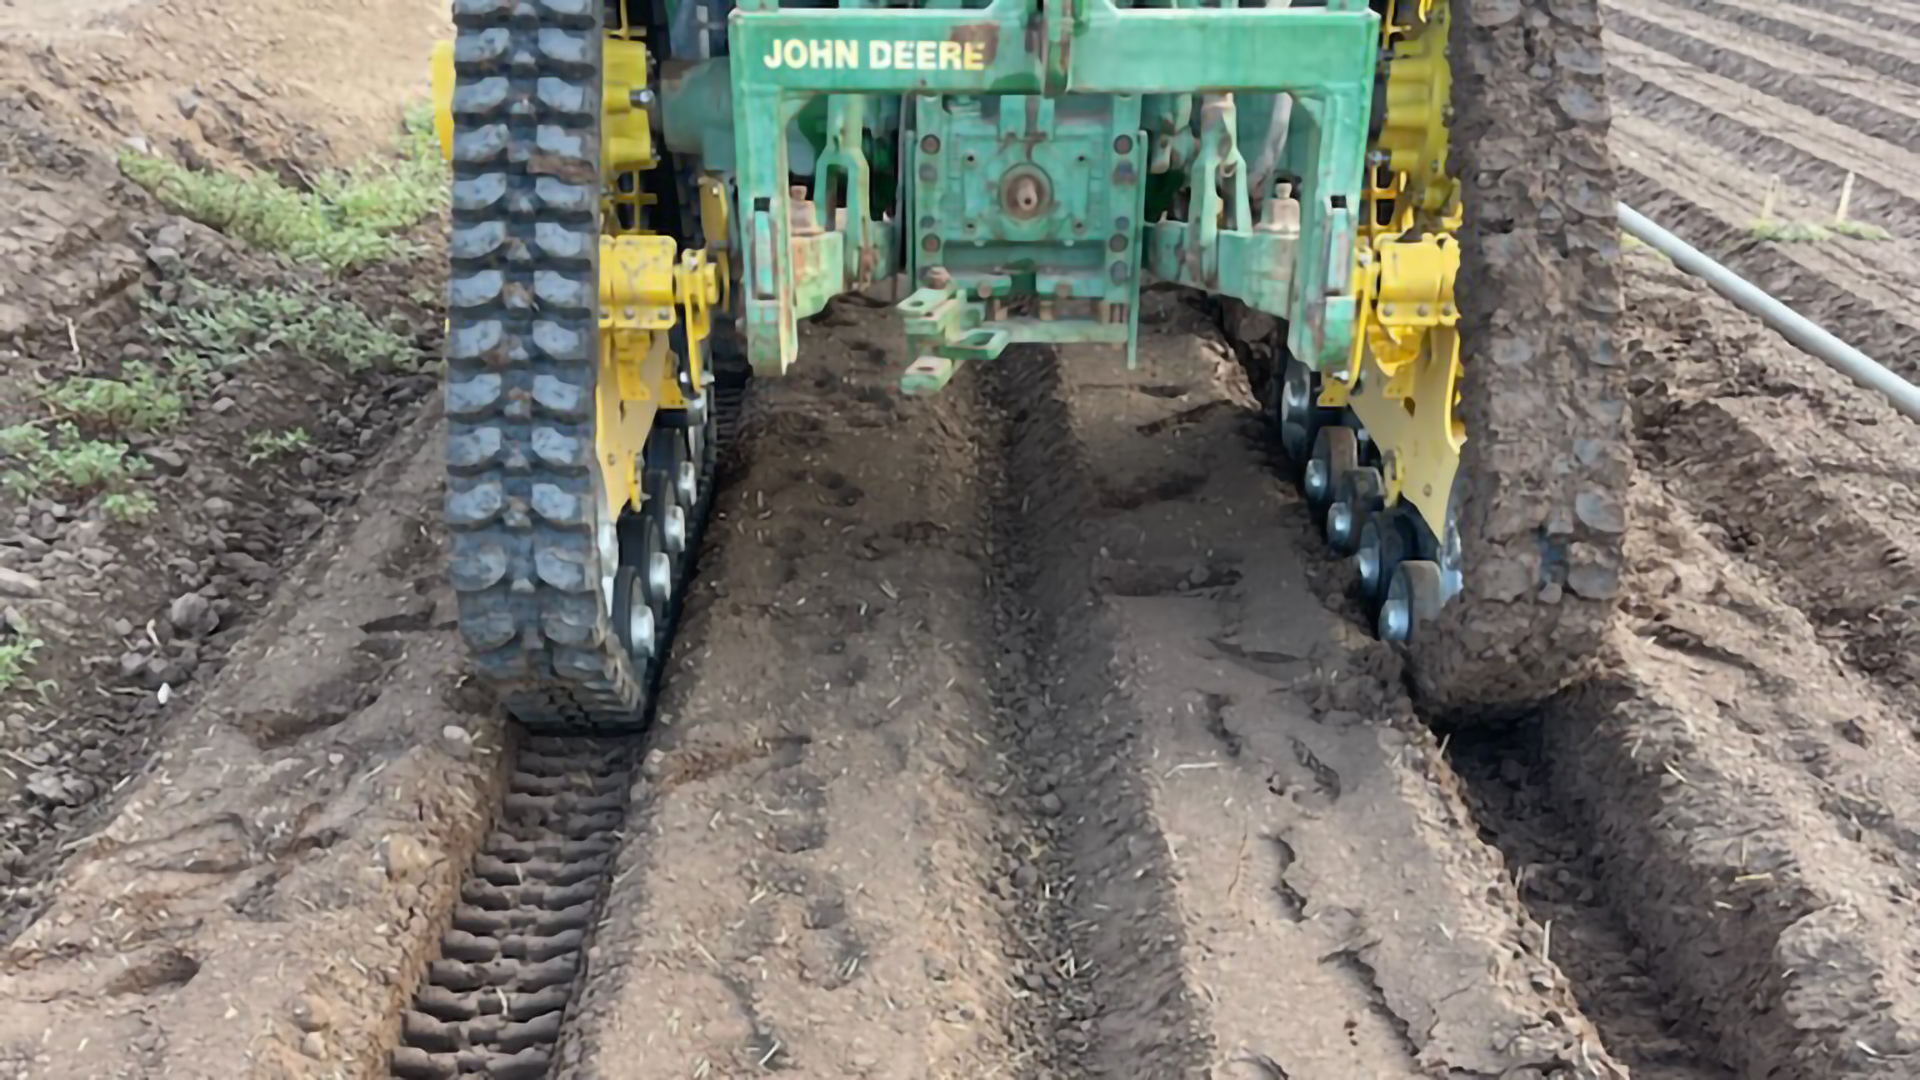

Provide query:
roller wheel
left=1356, top=505, right=1418, bottom=609
left=1326, top=466, right=1385, bottom=556
left=1379, top=559, right=1447, bottom=644
left=1304, top=426, right=1360, bottom=513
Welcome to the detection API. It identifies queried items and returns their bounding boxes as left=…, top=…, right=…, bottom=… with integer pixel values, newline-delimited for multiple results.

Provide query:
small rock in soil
left=440, top=725, right=473, bottom=760
left=144, top=447, right=187, bottom=475
left=169, top=592, right=219, bottom=636
left=0, top=566, right=43, bottom=598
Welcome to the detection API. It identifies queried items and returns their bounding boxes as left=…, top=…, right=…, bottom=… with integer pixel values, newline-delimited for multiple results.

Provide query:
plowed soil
left=2, top=0, right=1918, bottom=1077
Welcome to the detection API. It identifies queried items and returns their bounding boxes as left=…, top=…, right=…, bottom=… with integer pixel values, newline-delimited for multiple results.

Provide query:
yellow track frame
left=1334, top=0, right=1464, bottom=536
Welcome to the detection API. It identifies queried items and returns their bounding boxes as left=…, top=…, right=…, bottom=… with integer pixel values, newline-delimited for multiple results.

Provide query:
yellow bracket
left=601, top=235, right=678, bottom=335
left=661, top=250, right=721, bottom=409
left=604, top=39, right=656, bottom=175
left=429, top=41, right=455, bottom=163
left=1346, top=233, right=1462, bottom=523
left=697, top=174, right=733, bottom=314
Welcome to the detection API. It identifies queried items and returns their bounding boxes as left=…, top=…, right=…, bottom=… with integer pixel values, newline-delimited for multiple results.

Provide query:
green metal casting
left=662, top=0, right=1381, bottom=393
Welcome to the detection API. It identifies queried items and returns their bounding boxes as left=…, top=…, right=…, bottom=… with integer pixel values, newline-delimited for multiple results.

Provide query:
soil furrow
left=1608, top=0, right=1920, bottom=119
left=1659, top=0, right=1920, bottom=85
left=550, top=303, right=1092, bottom=1078
left=1752, top=0, right=1920, bottom=55
left=543, top=293, right=1664, bottom=1080
left=1020, top=302, right=1629, bottom=1080
left=1622, top=253, right=1920, bottom=699
left=1514, top=483, right=1920, bottom=1079
left=1604, top=8, right=1920, bottom=155
left=1607, top=41, right=1920, bottom=230
left=1608, top=115, right=1920, bottom=367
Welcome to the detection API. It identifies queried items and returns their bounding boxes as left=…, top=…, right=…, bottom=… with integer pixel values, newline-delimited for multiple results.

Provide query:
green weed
left=245, top=428, right=310, bottom=465
left=38, top=362, right=188, bottom=432
left=146, top=280, right=416, bottom=374
left=1748, top=217, right=1832, bottom=244
left=0, top=422, right=150, bottom=504
left=0, top=627, right=45, bottom=696
left=120, top=99, right=446, bottom=271
left=1829, top=219, right=1892, bottom=242
left=99, top=490, right=158, bottom=523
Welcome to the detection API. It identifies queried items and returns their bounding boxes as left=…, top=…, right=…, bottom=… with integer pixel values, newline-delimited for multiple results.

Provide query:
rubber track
left=442, top=0, right=639, bottom=730
left=1410, top=0, right=1632, bottom=719
left=391, top=382, right=744, bottom=1079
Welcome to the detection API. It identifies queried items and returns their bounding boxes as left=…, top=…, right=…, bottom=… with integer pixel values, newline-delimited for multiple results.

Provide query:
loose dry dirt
left=0, top=0, right=450, bottom=944
left=1, top=0, right=1917, bottom=1077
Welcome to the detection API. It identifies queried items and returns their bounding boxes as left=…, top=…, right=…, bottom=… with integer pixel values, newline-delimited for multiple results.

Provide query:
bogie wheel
left=1356, top=505, right=1418, bottom=608
left=1304, top=425, right=1360, bottom=513
left=1273, top=357, right=1326, bottom=468
left=1378, top=559, right=1447, bottom=643
left=1326, top=465, right=1384, bottom=556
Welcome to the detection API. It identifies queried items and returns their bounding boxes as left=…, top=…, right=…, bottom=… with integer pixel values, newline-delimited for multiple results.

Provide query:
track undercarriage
left=430, top=0, right=1628, bottom=733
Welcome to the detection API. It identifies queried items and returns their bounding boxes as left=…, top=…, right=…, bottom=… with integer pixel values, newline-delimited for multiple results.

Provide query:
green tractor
left=426, top=0, right=1630, bottom=732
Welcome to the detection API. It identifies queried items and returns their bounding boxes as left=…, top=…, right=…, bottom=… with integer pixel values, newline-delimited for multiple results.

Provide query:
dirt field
left=2, top=0, right=1919, bottom=1076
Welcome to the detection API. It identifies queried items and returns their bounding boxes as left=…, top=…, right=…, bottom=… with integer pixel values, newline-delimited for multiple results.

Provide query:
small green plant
left=1747, top=217, right=1831, bottom=244
left=99, top=490, right=158, bottom=522
left=38, top=362, right=188, bottom=432
left=246, top=427, right=310, bottom=465
left=0, top=422, right=150, bottom=504
left=146, top=280, right=416, bottom=374
left=119, top=98, right=446, bottom=271
left=1829, top=219, right=1892, bottom=241
left=0, top=627, right=45, bottom=695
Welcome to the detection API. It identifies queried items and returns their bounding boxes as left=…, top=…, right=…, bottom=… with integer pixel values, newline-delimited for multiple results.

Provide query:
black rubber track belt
left=390, top=381, right=743, bottom=1079
left=1408, top=0, right=1633, bottom=721
left=442, top=0, right=642, bottom=731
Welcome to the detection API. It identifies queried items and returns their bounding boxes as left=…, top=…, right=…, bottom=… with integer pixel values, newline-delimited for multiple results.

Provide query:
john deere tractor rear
left=430, top=0, right=1629, bottom=732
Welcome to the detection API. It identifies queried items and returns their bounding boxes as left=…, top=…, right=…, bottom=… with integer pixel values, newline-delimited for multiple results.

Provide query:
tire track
left=391, top=738, right=635, bottom=1080
left=1603, top=7, right=1920, bottom=155
left=543, top=303, right=1213, bottom=1078
left=1657, top=0, right=1920, bottom=86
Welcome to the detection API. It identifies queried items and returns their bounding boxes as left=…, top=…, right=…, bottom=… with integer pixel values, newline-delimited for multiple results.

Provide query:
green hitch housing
left=666, top=0, right=1380, bottom=394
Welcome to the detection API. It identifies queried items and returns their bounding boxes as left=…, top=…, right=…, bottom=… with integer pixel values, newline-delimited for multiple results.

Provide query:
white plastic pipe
left=1616, top=202, right=1920, bottom=423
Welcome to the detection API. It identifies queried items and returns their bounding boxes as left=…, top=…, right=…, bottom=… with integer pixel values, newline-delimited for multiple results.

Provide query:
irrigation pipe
left=1617, top=202, right=1920, bottom=424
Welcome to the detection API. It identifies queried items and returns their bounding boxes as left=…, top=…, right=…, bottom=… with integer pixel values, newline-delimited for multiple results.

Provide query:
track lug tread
left=1413, top=0, right=1632, bottom=719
